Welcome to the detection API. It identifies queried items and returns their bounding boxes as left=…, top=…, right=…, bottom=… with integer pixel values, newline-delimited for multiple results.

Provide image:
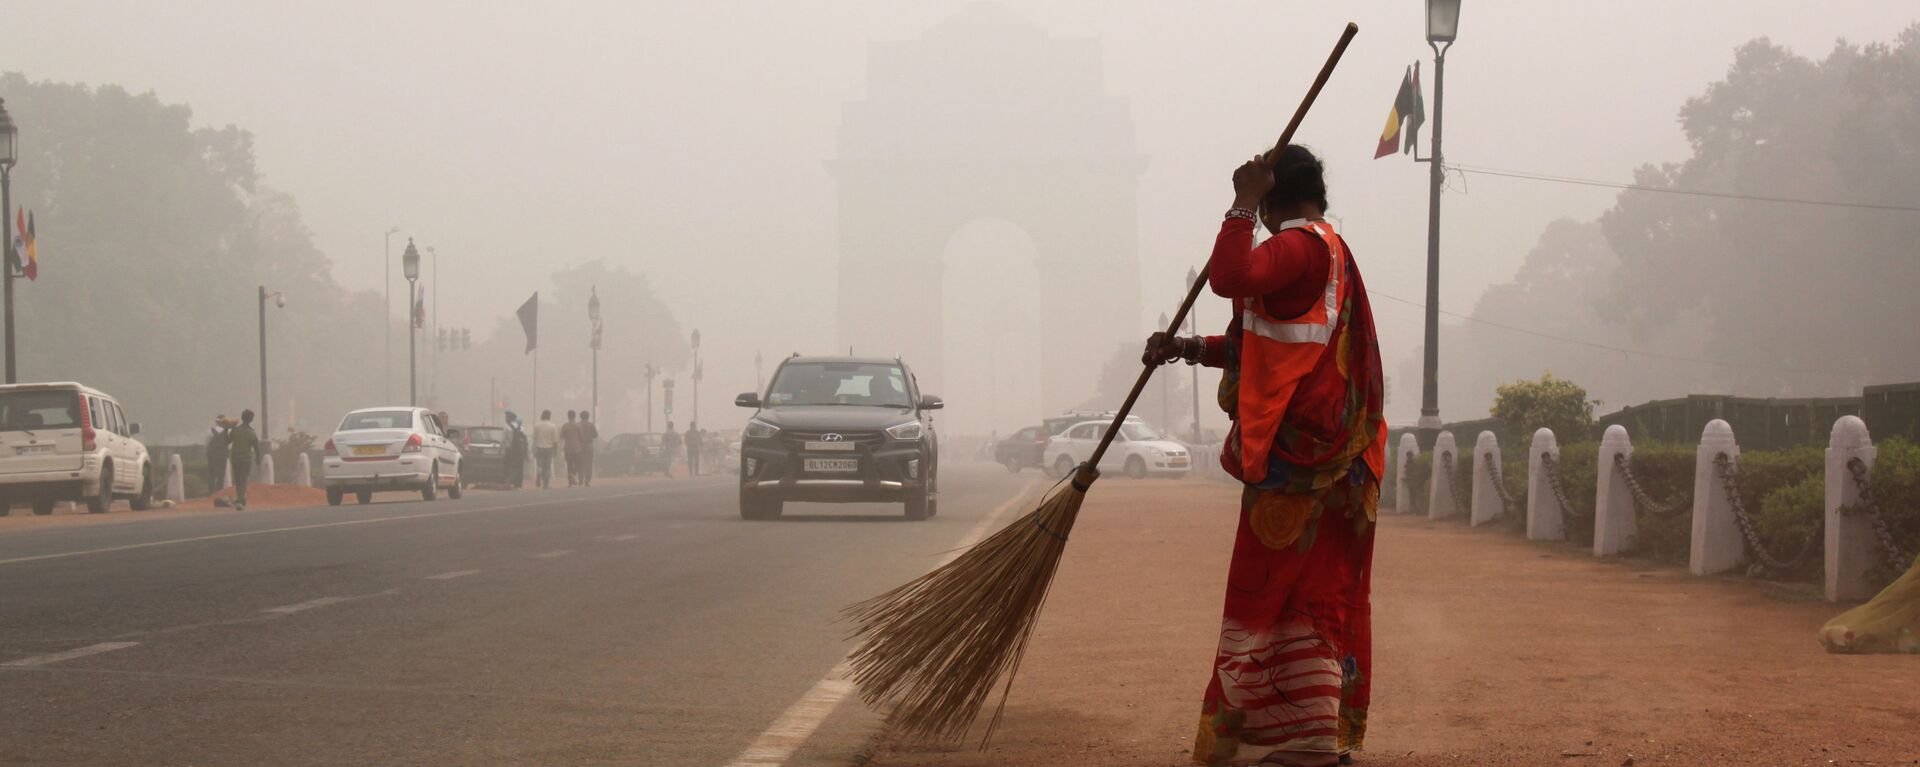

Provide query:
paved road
left=0, top=464, right=1037, bottom=766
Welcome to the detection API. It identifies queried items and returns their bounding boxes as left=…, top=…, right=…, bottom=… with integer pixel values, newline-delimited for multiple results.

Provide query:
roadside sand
left=862, top=477, right=1920, bottom=766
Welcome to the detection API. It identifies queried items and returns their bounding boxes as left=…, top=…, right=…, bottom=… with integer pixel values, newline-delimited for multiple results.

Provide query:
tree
left=1491, top=373, right=1595, bottom=443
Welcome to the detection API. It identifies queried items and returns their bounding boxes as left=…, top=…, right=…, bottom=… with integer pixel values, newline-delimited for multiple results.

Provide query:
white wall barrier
left=1470, top=431, right=1503, bottom=527
left=1825, top=415, right=1879, bottom=601
left=258, top=455, right=275, bottom=486
left=295, top=453, right=314, bottom=488
left=1527, top=428, right=1565, bottom=541
left=1594, top=425, right=1635, bottom=557
left=1394, top=433, right=1419, bottom=516
left=1427, top=431, right=1459, bottom=521
left=1690, top=419, right=1743, bottom=576
left=165, top=454, right=185, bottom=504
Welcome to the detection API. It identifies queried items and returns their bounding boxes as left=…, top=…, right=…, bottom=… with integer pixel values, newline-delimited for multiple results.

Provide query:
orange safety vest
left=1230, top=219, right=1360, bottom=484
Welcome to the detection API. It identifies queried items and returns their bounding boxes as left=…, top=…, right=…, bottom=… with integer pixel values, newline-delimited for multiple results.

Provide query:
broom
left=842, top=21, right=1362, bottom=746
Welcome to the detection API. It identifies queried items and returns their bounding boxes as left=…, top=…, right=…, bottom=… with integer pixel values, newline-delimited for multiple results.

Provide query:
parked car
left=321, top=407, right=463, bottom=505
left=993, top=425, right=1050, bottom=473
left=0, top=382, right=153, bottom=515
left=452, top=424, right=511, bottom=486
left=1043, top=410, right=1122, bottom=436
left=1042, top=416, right=1190, bottom=480
left=735, top=355, right=941, bottom=521
left=600, top=432, right=673, bottom=477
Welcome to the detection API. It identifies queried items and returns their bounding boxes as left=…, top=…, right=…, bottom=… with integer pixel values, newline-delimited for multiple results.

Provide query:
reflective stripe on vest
left=1226, top=219, right=1350, bottom=484
left=1240, top=220, right=1342, bottom=346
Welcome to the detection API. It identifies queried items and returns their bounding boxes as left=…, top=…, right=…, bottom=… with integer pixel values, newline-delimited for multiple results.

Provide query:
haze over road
left=0, top=465, right=1035, bottom=765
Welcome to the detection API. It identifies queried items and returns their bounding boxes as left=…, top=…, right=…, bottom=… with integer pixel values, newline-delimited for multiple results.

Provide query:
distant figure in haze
left=660, top=421, right=682, bottom=479
left=531, top=410, right=560, bottom=489
left=227, top=410, right=260, bottom=511
left=205, top=416, right=233, bottom=494
left=1144, top=145, right=1385, bottom=767
left=503, top=412, right=529, bottom=489
left=577, top=410, right=599, bottom=487
left=560, top=410, right=582, bottom=486
left=685, top=422, right=704, bottom=477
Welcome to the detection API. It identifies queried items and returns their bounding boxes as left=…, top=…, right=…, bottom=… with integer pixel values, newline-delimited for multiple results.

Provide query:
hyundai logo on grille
left=821, top=433, right=845, bottom=442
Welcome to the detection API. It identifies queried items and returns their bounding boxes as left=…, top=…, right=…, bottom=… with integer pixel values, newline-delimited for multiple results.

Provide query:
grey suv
left=734, top=356, right=941, bottom=521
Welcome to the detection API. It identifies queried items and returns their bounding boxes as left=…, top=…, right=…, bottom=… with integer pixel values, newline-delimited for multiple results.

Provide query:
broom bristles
left=843, top=476, right=1090, bottom=744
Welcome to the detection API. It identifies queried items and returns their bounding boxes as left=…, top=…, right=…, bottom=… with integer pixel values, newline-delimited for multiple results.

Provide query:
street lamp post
left=258, top=287, right=285, bottom=446
left=643, top=362, right=657, bottom=432
left=754, top=350, right=763, bottom=391
left=402, top=239, right=421, bottom=405
left=1186, top=267, right=1202, bottom=444
left=427, top=246, right=439, bottom=403
left=588, top=286, right=601, bottom=419
left=690, top=329, right=701, bottom=426
left=1417, top=0, right=1461, bottom=449
left=0, top=99, right=20, bottom=384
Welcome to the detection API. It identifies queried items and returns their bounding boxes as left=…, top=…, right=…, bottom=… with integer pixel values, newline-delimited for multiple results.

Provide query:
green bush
left=1492, top=374, right=1596, bottom=441
left=1850, top=438, right=1920, bottom=586
left=1617, top=443, right=1697, bottom=565
left=1402, top=453, right=1431, bottom=516
left=1731, top=446, right=1825, bottom=578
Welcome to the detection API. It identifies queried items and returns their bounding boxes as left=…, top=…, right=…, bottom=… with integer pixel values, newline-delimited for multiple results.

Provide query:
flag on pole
left=517, top=292, right=539, bottom=354
left=9, top=207, right=23, bottom=276
left=589, top=286, right=603, bottom=351
left=24, top=211, right=37, bottom=281
left=412, top=284, right=426, bottom=329
left=1403, top=61, right=1426, bottom=156
left=1374, top=65, right=1416, bottom=159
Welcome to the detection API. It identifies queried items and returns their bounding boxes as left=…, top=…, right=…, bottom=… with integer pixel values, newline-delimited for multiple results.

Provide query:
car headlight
left=743, top=419, right=779, bottom=439
left=1147, top=446, right=1166, bottom=457
left=886, top=421, right=924, bottom=441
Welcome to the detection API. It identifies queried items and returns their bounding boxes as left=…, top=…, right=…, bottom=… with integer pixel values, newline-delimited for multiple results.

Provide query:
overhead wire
left=1448, top=163, right=1920, bottom=214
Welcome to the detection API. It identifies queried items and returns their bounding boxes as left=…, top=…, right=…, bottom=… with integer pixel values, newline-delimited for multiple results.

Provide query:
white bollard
left=258, top=454, right=276, bottom=486
left=1691, top=419, right=1744, bottom=576
left=1394, top=433, right=1419, bottom=516
left=1594, top=425, right=1636, bottom=557
left=1527, top=428, right=1565, bottom=541
left=1427, top=431, right=1459, bottom=521
left=223, top=459, right=233, bottom=492
left=1825, top=415, right=1879, bottom=601
left=165, top=454, right=185, bottom=504
left=1470, top=431, right=1503, bottom=527
left=295, top=453, right=313, bottom=488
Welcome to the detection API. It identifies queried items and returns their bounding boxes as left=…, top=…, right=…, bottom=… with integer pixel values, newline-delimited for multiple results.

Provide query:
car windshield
left=766, top=362, right=912, bottom=408
left=1120, top=423, right=1163, bottom=441
left=0, top=391, right=80, bottom=430
left=464, top=427, right=506, bottom=443
left=339, top=410, right=414, bottom=431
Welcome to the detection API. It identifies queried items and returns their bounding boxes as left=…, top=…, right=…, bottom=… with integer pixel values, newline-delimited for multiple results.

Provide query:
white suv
left=1042, top=417, right=1191, bottom=480
left=321, top=407, right=463, bottom=505
left=0, top=382, right=152, bottom=515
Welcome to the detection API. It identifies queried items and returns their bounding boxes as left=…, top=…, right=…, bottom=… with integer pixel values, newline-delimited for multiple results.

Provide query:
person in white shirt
left=531, top=410, right=561, bottom=489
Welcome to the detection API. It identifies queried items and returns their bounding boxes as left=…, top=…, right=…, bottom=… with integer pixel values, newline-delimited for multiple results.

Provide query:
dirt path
left=861, top=477, right=1920, bottom=766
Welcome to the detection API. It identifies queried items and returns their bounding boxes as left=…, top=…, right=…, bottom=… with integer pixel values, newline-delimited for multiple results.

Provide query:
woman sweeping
left=1146, top=145, right=1387, bottom=767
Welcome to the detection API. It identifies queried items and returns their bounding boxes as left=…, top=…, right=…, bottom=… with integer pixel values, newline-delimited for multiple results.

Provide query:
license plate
left=353, top=445, right=387, bottom=456
left=1171, top=458, right=1189, bottom=467
left=14, top=444, right=52, bottom=455
left=804, top=458, right=859, bottom=473
left=805, top=441, right=855, bottom=452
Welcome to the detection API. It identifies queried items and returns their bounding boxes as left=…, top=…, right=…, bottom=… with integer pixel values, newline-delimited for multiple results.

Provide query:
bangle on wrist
left=1225, top=207, right=1257, bottom=223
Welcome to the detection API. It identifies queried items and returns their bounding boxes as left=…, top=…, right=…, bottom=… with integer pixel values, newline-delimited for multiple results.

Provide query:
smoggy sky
left=9, top=1, right=1915, bottom=426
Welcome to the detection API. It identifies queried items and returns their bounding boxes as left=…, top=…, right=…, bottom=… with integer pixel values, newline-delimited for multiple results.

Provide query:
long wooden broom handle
left=1081, top=22, right=1359, bottom=477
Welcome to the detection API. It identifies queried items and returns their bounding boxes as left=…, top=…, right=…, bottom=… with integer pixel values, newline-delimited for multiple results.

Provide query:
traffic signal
left=663, top=378, right=675, bottom=415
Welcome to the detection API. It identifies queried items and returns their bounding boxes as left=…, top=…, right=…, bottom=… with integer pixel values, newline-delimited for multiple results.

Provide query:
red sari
left=1191, top=218, right=1384, bottom=765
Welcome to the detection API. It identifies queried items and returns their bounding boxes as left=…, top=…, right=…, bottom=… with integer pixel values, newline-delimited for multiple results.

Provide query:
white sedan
left=321, top=407, right=463, bottom=505
left=1043, top=418, right=1191, bottom=479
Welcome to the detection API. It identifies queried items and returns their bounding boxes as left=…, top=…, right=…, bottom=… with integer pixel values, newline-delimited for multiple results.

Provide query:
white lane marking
left=425, top=569, right=481, bottom=580
left=596, top=534, right=641, bottom=542
left=718, top=480, right=1040, bottom=767
left=0, top=487, right=688, bottom=567
left=3, top=641, right=140, bottom=668
left=532, top=549, right=573, bottom=559
left=262, top=596, right=353, bottom=615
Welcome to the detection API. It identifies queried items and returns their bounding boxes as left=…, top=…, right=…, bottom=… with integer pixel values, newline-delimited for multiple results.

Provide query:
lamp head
left=0, top=98, right=18, bottom=168
left=1427, top=0, right=1462, bottom=44
left=402, top=239, right=421, bottom=281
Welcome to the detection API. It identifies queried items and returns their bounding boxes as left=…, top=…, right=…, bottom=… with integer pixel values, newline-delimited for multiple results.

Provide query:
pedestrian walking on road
left=577, top=410, right=599, bottom=486
left=227, top=410, right=261, bottom=511
left=660, top=421, right=681, bottom=479
left=560, top=410, right=582, bottom=486
left=685, top=422, right=703, bottom=478
left=205, top=416, right=233, bottom=494
left=532, top=410, right=560, bottom=489
left=1144, top=146, right=1385, bottom=767
left=503, top=412, right=529, bottom=489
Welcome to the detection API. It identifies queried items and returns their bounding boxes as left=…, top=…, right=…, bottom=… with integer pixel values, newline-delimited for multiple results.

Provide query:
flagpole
left=2, top=167, right=13, bottom=384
